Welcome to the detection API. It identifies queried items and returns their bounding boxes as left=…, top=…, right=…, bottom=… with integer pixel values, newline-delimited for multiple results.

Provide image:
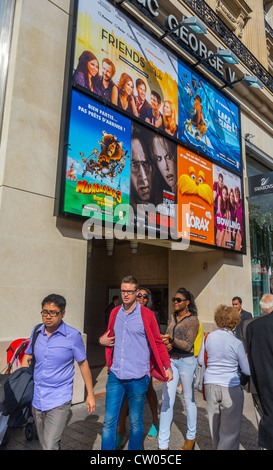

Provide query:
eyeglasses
left=120, top=290, right=137, bottom=295
left=137, top=293, right=148, bottom=299
left=131, top=160, right=152, bottom=174
left=172, top=297, right=187, bottom=303
left=41, top=310, right=62, bottom=317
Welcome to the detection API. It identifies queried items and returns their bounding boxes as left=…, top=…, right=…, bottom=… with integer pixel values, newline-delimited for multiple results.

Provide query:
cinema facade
left=1, top=0, right=273, bottom=399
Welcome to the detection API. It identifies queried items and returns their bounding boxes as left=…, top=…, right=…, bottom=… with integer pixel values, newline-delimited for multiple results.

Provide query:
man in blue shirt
left=22, top=293, right=95, bottom=450
left=99, top=276, right=172, bottom=450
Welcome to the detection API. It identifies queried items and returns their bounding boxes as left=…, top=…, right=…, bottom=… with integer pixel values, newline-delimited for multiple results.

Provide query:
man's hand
left=86, top=393, right=96, bottom=414
left=165, top=369, right=173, bottom=382
left=99, top=330, right=115, bottom=347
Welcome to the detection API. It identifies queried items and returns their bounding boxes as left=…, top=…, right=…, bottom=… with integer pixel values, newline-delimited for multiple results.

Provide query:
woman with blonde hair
left=117, top=73, right=138, bottom=116
left=198, top=305, right=250, bottom=450
left=160, top=100, right=178, bottom=137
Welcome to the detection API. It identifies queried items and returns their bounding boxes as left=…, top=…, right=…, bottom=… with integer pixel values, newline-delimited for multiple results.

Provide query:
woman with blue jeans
left=158, top=288, right=199, bottom=450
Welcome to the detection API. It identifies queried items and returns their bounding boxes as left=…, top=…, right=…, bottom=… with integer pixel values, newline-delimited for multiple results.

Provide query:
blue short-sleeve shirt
left=25, top=321, right=86, bottom=411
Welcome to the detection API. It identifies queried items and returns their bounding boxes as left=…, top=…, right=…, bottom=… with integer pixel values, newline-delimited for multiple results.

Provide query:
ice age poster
left=74, top=0, right=178, bottom=137
left=63, top=90, right=131, bottom=223
left=178, top=60, right=241, bottom=173
left=177, top=146, right=215, bottom=245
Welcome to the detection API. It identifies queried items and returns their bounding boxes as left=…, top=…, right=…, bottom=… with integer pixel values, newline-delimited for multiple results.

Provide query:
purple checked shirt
left=110, top=301, right=150, bottom=380
left=25, top=322, right=86, bottom=411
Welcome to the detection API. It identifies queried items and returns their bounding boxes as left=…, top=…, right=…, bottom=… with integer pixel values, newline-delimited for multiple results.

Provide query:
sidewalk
left=2, top=366, right=260, bottom=451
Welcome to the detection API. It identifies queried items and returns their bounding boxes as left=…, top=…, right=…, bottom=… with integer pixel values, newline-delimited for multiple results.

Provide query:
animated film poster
left=177, top=146, right=215, bottom=245
left=213, top=165, right=244, bottom=252
left=74, top=0, right=178, bottom=138
left=63, top=89, right=131, bottom=223
left=178, top=60, right=241, bottom=173
left=130, top=122, right=177, bottom=236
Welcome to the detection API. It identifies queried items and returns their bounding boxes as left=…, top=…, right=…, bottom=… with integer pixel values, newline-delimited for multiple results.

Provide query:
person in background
left=116, top=287, right=161, bottom=448
left=97, top=58, right=118, bottom=104
left=135, top=78, right=151, bottom=119
left=158, top=287, right=199, bottom=451
left=143, top=90, right=163, bottom=128
left=116, top=73, right=138, bottom=116
left=21, top=294, right=95, bottom=450
left=73, top=50, right=100, bottom=93
left=232, top=296, right=252, bottom=341
left=104, top=295, right=119, bottom=328
left=198, top=304, right=250, bottom=450
left=99, top=276, right=172, bottom=450
left=246, top=293, right=273, bottom=450
left=160, top=100, right=178, bottom=138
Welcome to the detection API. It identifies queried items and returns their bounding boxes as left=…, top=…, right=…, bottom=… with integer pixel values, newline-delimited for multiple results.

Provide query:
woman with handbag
left=198, top=304, right=250, bottom=450
left=158, top=287, right=199, bottom=450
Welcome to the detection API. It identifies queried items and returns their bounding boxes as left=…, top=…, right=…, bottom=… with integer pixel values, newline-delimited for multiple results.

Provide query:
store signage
left=134, top=0, right=234, bottom=78
left=248, top=171, right=273, bottom=197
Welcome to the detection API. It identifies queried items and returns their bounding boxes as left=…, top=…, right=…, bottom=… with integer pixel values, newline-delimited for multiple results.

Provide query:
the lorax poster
left=63, top=89, right=131, bottom=223
left=177, top=146, right=214, bottom=245
left=74, top=0, right=178, bottom=138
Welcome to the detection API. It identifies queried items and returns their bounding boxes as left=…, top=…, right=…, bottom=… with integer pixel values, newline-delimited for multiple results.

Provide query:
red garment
left=102, top=305, right=171, bottom=382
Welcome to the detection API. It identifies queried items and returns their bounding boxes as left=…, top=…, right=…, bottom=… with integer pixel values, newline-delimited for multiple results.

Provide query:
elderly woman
left=198, top=305, right=250, bottom=450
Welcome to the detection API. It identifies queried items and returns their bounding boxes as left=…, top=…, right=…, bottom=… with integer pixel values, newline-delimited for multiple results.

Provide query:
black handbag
left=0, top=324, right=41, bottom=420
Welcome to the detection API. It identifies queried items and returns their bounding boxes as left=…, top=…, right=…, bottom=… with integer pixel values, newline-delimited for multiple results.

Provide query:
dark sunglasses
left=172, top=297, right=187, bottom=303
left=137, top=293, right=148, bottom=299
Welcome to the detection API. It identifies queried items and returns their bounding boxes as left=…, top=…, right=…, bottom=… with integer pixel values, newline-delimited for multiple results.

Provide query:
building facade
left=0, top=0, right=273, bottom=399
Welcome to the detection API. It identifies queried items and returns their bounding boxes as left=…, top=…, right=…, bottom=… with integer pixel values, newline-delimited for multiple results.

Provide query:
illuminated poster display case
left=58, top=0, right=245, bottom=253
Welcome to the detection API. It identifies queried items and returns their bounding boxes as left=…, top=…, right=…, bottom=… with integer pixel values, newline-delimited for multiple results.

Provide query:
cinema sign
left=133, top=0, right=235, bottom=79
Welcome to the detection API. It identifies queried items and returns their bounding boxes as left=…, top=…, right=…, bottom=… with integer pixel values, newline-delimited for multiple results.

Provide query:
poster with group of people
left=73, top=0, right=242, bottom=174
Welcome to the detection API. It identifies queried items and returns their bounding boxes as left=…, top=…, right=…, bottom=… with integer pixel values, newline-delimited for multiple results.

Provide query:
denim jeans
left=158, top=356, right=197, bottom=449
left=101, top=371, right=150, bottom=450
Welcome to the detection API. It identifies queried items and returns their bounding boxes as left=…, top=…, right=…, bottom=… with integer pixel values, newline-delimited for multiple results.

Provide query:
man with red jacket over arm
left=99, top=275, right=172, bottom=450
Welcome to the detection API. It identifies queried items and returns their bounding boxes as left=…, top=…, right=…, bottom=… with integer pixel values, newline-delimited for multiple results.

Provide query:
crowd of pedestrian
left=8, top=280, right=273, bottom=451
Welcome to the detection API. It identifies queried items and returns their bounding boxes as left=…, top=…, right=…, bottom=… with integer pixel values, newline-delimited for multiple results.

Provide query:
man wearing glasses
left=22, top=293, right=95, bottom=450
left=99, top=275, right=172, bottom=450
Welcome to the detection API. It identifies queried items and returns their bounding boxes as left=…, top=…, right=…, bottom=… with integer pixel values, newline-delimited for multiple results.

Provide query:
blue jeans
left=101, top=371, right=150, bottom=450
left=158, top=356, right=197, bottom=449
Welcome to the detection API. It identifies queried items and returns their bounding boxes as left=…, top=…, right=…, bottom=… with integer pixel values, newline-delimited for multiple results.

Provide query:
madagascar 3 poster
left=63, top=89, right=131, bottom=223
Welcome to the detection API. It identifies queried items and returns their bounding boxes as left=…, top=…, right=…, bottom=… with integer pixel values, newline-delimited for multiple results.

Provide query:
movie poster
left=74, top=0, right=178, bottom=138
left=177, top=146, right=215, bottom=245
left=213, top=165, right=243, bottom=251
left=63, top=89, right=131, bottom=223
left=130, top=122, right=177, bottom=235
left=178, top=60, right=241, bottom=173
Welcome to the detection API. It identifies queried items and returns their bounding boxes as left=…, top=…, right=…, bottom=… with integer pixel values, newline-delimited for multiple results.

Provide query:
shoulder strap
left=31, top=323, right=42, bottom=358
left=204, top=332, right=209, bottom=368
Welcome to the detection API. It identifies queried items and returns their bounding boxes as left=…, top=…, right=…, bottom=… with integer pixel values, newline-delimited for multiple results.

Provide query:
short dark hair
left=42, top=294, right=66, bottom=311
left=112, top=295, right=119, bottom=301
left=232, top=296, right=242, bottom=304
left=151, top=90, right=162, bottom=105
left=121, top=275, right=139, bottom=289
left=136, top=78, right=146, bottom=89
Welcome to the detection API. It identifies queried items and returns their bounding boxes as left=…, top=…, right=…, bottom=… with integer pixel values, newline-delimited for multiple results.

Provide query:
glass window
left=247, top=155, right=273, bottom=316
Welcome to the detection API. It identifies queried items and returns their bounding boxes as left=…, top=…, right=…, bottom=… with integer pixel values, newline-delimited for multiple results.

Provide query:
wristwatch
left=165, top=367, right=173, bottom=372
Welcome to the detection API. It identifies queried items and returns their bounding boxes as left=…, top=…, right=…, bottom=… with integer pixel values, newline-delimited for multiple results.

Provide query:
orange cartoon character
left=178, top=166, right=213, bottom=205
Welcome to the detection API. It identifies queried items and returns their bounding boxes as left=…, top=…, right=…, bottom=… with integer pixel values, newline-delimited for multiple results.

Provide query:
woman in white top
left=198, top=305, right=250, bottom=450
